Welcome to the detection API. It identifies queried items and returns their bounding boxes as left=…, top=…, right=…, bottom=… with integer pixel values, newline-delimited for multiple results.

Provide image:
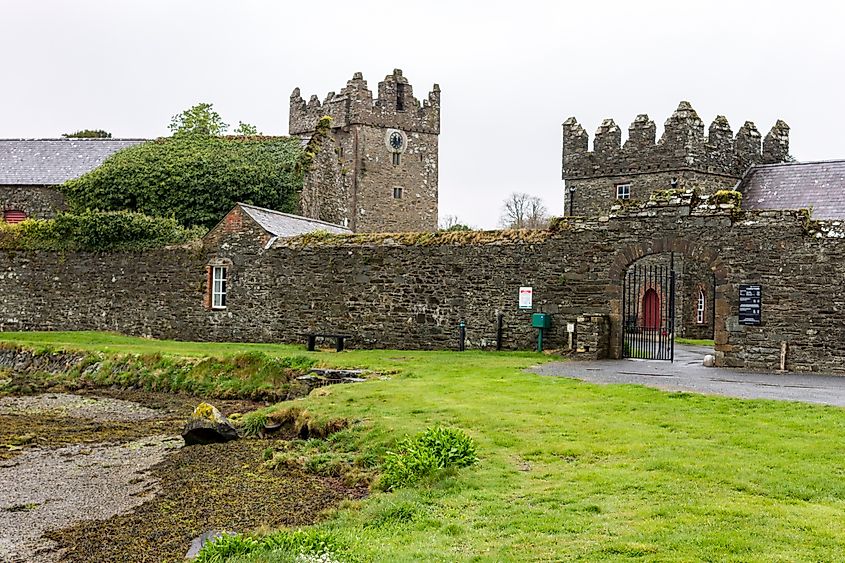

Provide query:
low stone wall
left=0, top=202, right=843, bottom=374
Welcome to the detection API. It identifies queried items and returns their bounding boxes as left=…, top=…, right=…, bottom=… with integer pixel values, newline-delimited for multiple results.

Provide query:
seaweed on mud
left=47, top=440, right=367, bottom=562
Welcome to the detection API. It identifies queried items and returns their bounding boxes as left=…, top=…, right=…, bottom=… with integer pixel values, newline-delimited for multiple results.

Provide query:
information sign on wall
left=739, top=284, right=762, bottom=325
left=518, top=287, right=533, bottom=310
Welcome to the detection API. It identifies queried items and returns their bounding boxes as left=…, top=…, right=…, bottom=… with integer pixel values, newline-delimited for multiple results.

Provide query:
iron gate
left=622, top=261, right=676, bottom=361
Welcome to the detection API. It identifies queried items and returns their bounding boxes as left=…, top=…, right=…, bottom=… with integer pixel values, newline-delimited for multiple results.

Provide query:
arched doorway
left=642, top=288, right=660, bottom=331
left=622, top=260, right=675, bottom=360
left=608, top=237, right=729, bottom=363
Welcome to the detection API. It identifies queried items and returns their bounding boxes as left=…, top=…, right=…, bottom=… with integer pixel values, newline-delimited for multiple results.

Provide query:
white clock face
left=385, top=129, right=406, bottom=152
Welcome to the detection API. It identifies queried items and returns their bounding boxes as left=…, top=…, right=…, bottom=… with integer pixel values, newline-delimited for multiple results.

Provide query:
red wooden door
left=642, top=288, right=660, bottom=330
left=3, top=210, right=27, bottom=224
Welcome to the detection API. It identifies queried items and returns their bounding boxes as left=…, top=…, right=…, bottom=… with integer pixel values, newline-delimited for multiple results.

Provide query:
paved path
left=533, top=345, right=845, bottom=407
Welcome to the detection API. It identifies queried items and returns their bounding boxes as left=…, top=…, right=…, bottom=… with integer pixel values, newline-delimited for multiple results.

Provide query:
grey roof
left=0, top=138, right=147, bottom=185
left=238, top=203, right=352, bottom=237
left=738, top=160, right=845, bottom=220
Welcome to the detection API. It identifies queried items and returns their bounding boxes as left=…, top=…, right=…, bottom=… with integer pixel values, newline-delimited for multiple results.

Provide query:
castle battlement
left=562, top=101, right=790, bottom=179
left=289, top=69, right=440, bottom=135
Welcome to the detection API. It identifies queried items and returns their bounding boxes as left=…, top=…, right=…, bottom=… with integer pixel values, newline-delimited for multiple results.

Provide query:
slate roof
left=738, top=160, right=845, bottom=220
left=237, top=203, right=352, bottom=237
left=0, top=138, right=147, bottom=185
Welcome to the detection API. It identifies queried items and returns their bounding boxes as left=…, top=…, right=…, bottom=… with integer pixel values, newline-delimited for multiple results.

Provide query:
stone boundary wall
left=0, top=203, right=843, bottom=373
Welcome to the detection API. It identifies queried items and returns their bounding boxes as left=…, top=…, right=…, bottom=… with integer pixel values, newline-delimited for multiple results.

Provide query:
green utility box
left=532, top=313, right=551, bottom=329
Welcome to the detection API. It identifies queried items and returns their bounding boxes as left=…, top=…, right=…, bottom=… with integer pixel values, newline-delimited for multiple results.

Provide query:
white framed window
left=393, top=187, right=403, bottom=199
left=392, top=152, right=401, bottom=166
left=697, top=288, right=705, bottom=324
left=616, top=183, right=631, bottom=200
left=212, top=266, right=227, bottom=309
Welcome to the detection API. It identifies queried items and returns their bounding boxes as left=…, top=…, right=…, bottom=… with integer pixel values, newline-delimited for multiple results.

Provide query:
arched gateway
left=607, top=238, right=729, bottom=362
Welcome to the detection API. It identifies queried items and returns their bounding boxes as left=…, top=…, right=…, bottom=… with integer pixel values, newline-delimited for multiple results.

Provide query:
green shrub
left=259, top=529, right=341, bottom=555
left=0, top=210, right=203, bottom=251
left=195, top=529, right=343, bottom=562
left=416, top=426, right=479, bottom=468
left=379, top=427, right=478, bottom=491
left=194, top=533, right=261, bottom=563
left=239, top=410, right=269, bottom=437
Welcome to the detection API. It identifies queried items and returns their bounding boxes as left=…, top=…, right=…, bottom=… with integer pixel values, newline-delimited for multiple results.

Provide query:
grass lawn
left=675, top=337, right=715, bottom=347
left=3, top=331, right=845, bottom=561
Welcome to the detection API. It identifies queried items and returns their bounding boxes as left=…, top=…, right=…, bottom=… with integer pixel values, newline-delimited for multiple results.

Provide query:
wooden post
left=779, top=341, right=787, bottom=372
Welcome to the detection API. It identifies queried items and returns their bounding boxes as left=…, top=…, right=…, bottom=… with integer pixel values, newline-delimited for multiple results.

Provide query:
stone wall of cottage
left=0, top=197, right=843, bottom=374
left=0, top=185, right=67, bottom=220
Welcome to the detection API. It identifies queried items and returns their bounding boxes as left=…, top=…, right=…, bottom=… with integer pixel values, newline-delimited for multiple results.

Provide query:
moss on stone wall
left=285, top=227, right=557, bottom=248
left=711, top=190, right=742, bottom=206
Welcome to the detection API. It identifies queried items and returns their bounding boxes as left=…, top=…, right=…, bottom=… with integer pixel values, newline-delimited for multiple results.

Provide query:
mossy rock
left=183, top=402, right=239, bottom=445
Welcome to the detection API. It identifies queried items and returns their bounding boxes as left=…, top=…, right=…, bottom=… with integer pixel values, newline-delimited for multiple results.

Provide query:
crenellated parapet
left=289, top=69, right=440, bottom=135
left=563, top=101, right=790, bottom=179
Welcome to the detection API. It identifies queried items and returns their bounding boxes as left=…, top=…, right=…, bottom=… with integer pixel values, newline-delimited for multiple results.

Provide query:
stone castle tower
left=561, top=101, right=790, bottom=216
left=290, top=69, right=440, bottom=232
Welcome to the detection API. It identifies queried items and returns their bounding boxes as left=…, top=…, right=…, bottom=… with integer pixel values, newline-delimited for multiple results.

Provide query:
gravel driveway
left=533, top=345, right=845, bottom=406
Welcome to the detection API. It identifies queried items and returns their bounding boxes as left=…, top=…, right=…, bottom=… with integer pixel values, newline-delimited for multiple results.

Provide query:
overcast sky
left=2, top=1, right=843, bottom=228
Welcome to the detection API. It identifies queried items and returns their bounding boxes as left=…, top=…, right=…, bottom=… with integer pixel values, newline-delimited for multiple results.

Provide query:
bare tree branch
left=499, top=192, right=549, bottom=229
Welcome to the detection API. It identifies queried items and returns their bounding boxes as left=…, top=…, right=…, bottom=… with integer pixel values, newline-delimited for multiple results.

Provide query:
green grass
left=4, top=331, right=845, bottom=560
left=0, top=334, right=316, bottom=400
left=675, top=337, right=715, bottom=347
left=0, top=330, right=305, bottom=357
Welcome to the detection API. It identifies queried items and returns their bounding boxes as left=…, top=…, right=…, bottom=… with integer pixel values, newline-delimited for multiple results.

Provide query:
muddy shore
left=0, top=390, right=365, bottom=562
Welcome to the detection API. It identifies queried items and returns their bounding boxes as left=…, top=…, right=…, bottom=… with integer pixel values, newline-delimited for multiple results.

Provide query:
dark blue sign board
left=739, top=284, right=762, bottom=325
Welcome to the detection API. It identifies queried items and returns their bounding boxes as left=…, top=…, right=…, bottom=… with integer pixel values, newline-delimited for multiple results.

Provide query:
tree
left=439, top=214, right=472, bottom=231
left=233, top=121, right=261, bottom=136
left=62, top=129, right=112, bottom=138
left=168, top=103, right=229, bottom=137
left=499, top=192, right=549, bottom=229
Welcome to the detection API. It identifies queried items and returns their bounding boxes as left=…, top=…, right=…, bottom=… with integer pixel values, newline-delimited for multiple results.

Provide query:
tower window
left=392, top=152, right=401, bottom=166
left=697, top=288, right=706, bottom=324
left=616, top=183, right=631, bottom=200
left=396, top=83, right=405, bottom=111
left=393, top=187, right=403, bottom=199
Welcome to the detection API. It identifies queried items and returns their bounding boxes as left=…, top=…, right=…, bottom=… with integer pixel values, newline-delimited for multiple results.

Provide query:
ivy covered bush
left=0, top=210, right=204, bottom=251
left=61, top=135, right=307, bottom=229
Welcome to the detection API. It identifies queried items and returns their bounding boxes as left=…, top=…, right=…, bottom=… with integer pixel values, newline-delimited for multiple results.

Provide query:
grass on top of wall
left=3, top=331, right=845, bottom=561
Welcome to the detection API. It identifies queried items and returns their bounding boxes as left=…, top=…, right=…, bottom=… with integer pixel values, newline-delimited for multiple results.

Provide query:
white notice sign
left=518, top=287, right=533, bottom=309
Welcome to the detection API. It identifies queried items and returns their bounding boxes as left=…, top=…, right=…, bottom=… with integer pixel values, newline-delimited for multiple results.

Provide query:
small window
left=3, top=210, right=27, bottom=224
left=393, top=187, right=403, bottom=199
left=392, top=152, right=401, bottom=166
left=616, top=183, right=631, bottom=200
left=396, top=83, right=405, bottom=111
left=212, top=266, right=227, bottom=309
left=697, top=288, right=705, bottom=324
